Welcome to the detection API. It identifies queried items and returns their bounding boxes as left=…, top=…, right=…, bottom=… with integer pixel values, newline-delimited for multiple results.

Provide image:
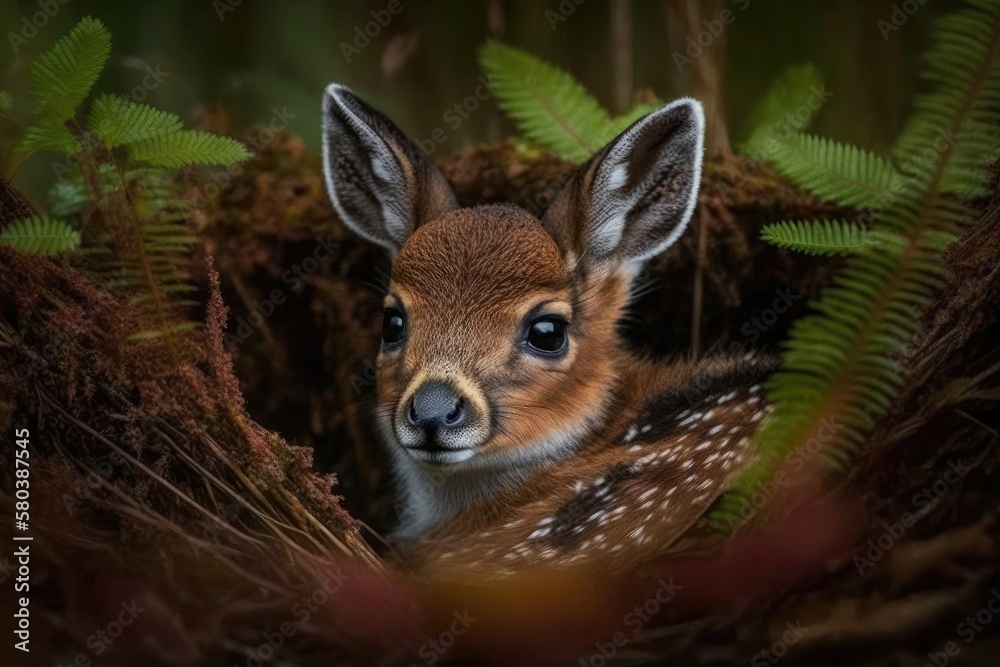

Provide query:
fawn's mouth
left=403, top=443, right=476, bottom=465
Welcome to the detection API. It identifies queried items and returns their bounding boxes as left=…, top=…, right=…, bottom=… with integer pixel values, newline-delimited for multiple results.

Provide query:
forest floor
left=0, top=134, right=997, bottom=666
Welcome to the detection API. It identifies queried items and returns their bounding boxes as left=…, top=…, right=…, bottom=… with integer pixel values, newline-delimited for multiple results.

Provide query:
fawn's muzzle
left=395, top=379, right=486, bottom=462
left=407, top=381, right=468, bottom=430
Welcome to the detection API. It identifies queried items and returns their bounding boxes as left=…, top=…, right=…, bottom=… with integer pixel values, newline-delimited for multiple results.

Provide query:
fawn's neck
left=389, top=385, right=618, bottom=542
left=389, top=270, right=633, bottom=541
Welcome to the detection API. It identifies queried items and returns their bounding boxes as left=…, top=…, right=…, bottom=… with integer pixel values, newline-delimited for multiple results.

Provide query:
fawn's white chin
left=404, top=447, right=476, bottom=466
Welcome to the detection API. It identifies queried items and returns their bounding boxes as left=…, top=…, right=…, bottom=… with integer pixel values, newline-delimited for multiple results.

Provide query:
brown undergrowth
left=0, top=134, right=996, bottom=665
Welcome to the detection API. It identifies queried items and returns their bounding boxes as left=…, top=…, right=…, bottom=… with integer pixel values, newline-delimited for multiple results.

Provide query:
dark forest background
left=0, top=0, right=968, bottom=207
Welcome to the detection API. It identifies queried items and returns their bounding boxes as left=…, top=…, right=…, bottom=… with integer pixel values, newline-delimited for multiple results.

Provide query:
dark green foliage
left=740, top=63, right=823, bottom=154
left=126, top=130, right=251, bottom=168
left=88, top=95, right=184, bottom=148
left=765, top=134, right=902, bottom=208
left=0, top=16, right=251, bottom=344
left=760, top=220, right=870, bottom=256
left=478, top=41, right=661, bottom=162
left=0, top=217, right=80, bottom=255
left=715, top=0, right=1000, bottom=526
left=27, top=16, right=110, bottom=122
left=18, top=115, right=81, bottom=155
left=477, top=18, right=999, bottom=530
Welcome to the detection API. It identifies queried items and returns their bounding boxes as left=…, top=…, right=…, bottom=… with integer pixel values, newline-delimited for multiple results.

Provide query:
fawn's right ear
left=322, top=84, right=458, bottom=256
left=542, top=97, right=704, bottom=270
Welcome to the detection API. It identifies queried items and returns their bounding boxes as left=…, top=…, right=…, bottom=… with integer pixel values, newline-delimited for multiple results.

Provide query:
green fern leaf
left=768, top=133, right=903, bottom=208
left=761, top=220, right=871, bottom=255
left=46, top=163, right=133, bottom=216
left=48, top=180, right=91, bottom=218
left=105, top=169, right=203, bottom=341
left=741, top=63, right=824, bottom=152
left=0, top=90, right=12, bottom=111
left=479, top=41, right=612, bottom=162
left=29, top=16, right=111, bottom=122
left=88, top=95, right=184, bottom=148
left=128, top=321, right=201, bottom=341
left=126, top=130, right=251, bottom=167
left=18, top=115, right=81, bottom=155
left=715, top=0, right=1000, bottom=530
left=893, top=0, right=1000, bottom=201
left=0, top=217, right=80, bottom=256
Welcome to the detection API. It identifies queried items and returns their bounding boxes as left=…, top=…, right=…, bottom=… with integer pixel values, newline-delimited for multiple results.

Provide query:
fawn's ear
left=542, top=98, right=704, bottom=268
left=322, top=84, right=458, bottom=255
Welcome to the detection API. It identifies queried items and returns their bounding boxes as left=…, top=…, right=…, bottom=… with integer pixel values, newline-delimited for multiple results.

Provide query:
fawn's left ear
left=322, top=84, right=458, bottom=256
left=542, top=97, right=704, bottom=268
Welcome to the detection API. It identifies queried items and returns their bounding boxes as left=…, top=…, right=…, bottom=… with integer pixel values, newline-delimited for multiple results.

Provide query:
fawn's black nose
left=407, top=381, right=468, bottom=430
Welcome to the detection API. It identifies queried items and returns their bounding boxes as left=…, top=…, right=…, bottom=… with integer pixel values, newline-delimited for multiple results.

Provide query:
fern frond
left=761, top=220, right=871, bottom=256
left=0, top=90, right=12, bottom=111
left=0, top=217, right=80, bottom=256
left=893, top=0, right=1000, bottom=201
left=48, top=180, right=91, bottom=218
left=47, top=164, right=145, bottom=216
left=129, top=321, right=201, bottom=341
left=741, top=63, right=824, bottom=153
left=715, top=0, right=1000, bottom=529
left=767, top=133, right=903, bottom=208
left=126, top=130, right=251, bottom=167
left=88, top=95, right=184, bottom=148
left=29, top=16, right=111, bottom=122
left=18, top=115, right=81, bottom=156
left=479, top=41, right=611, bottom=162
left=111, top=170, right=202, bottom=340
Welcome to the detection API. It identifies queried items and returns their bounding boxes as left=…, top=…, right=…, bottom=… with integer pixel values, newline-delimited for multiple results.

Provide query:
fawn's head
left=322, top=84, right=703, bottom=477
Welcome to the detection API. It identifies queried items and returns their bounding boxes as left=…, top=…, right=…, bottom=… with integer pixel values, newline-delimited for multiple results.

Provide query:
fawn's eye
left=525, top=317, right=568, bottom=355
left=382, top=307, right=406, bottom=346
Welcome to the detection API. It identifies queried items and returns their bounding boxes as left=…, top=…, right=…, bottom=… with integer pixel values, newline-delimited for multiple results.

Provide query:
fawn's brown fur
left=322, top=84, right=773, bottom=578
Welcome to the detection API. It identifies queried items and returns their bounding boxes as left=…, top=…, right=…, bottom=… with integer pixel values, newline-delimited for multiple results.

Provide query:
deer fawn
left=322, top=84, right=773, bottom=578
